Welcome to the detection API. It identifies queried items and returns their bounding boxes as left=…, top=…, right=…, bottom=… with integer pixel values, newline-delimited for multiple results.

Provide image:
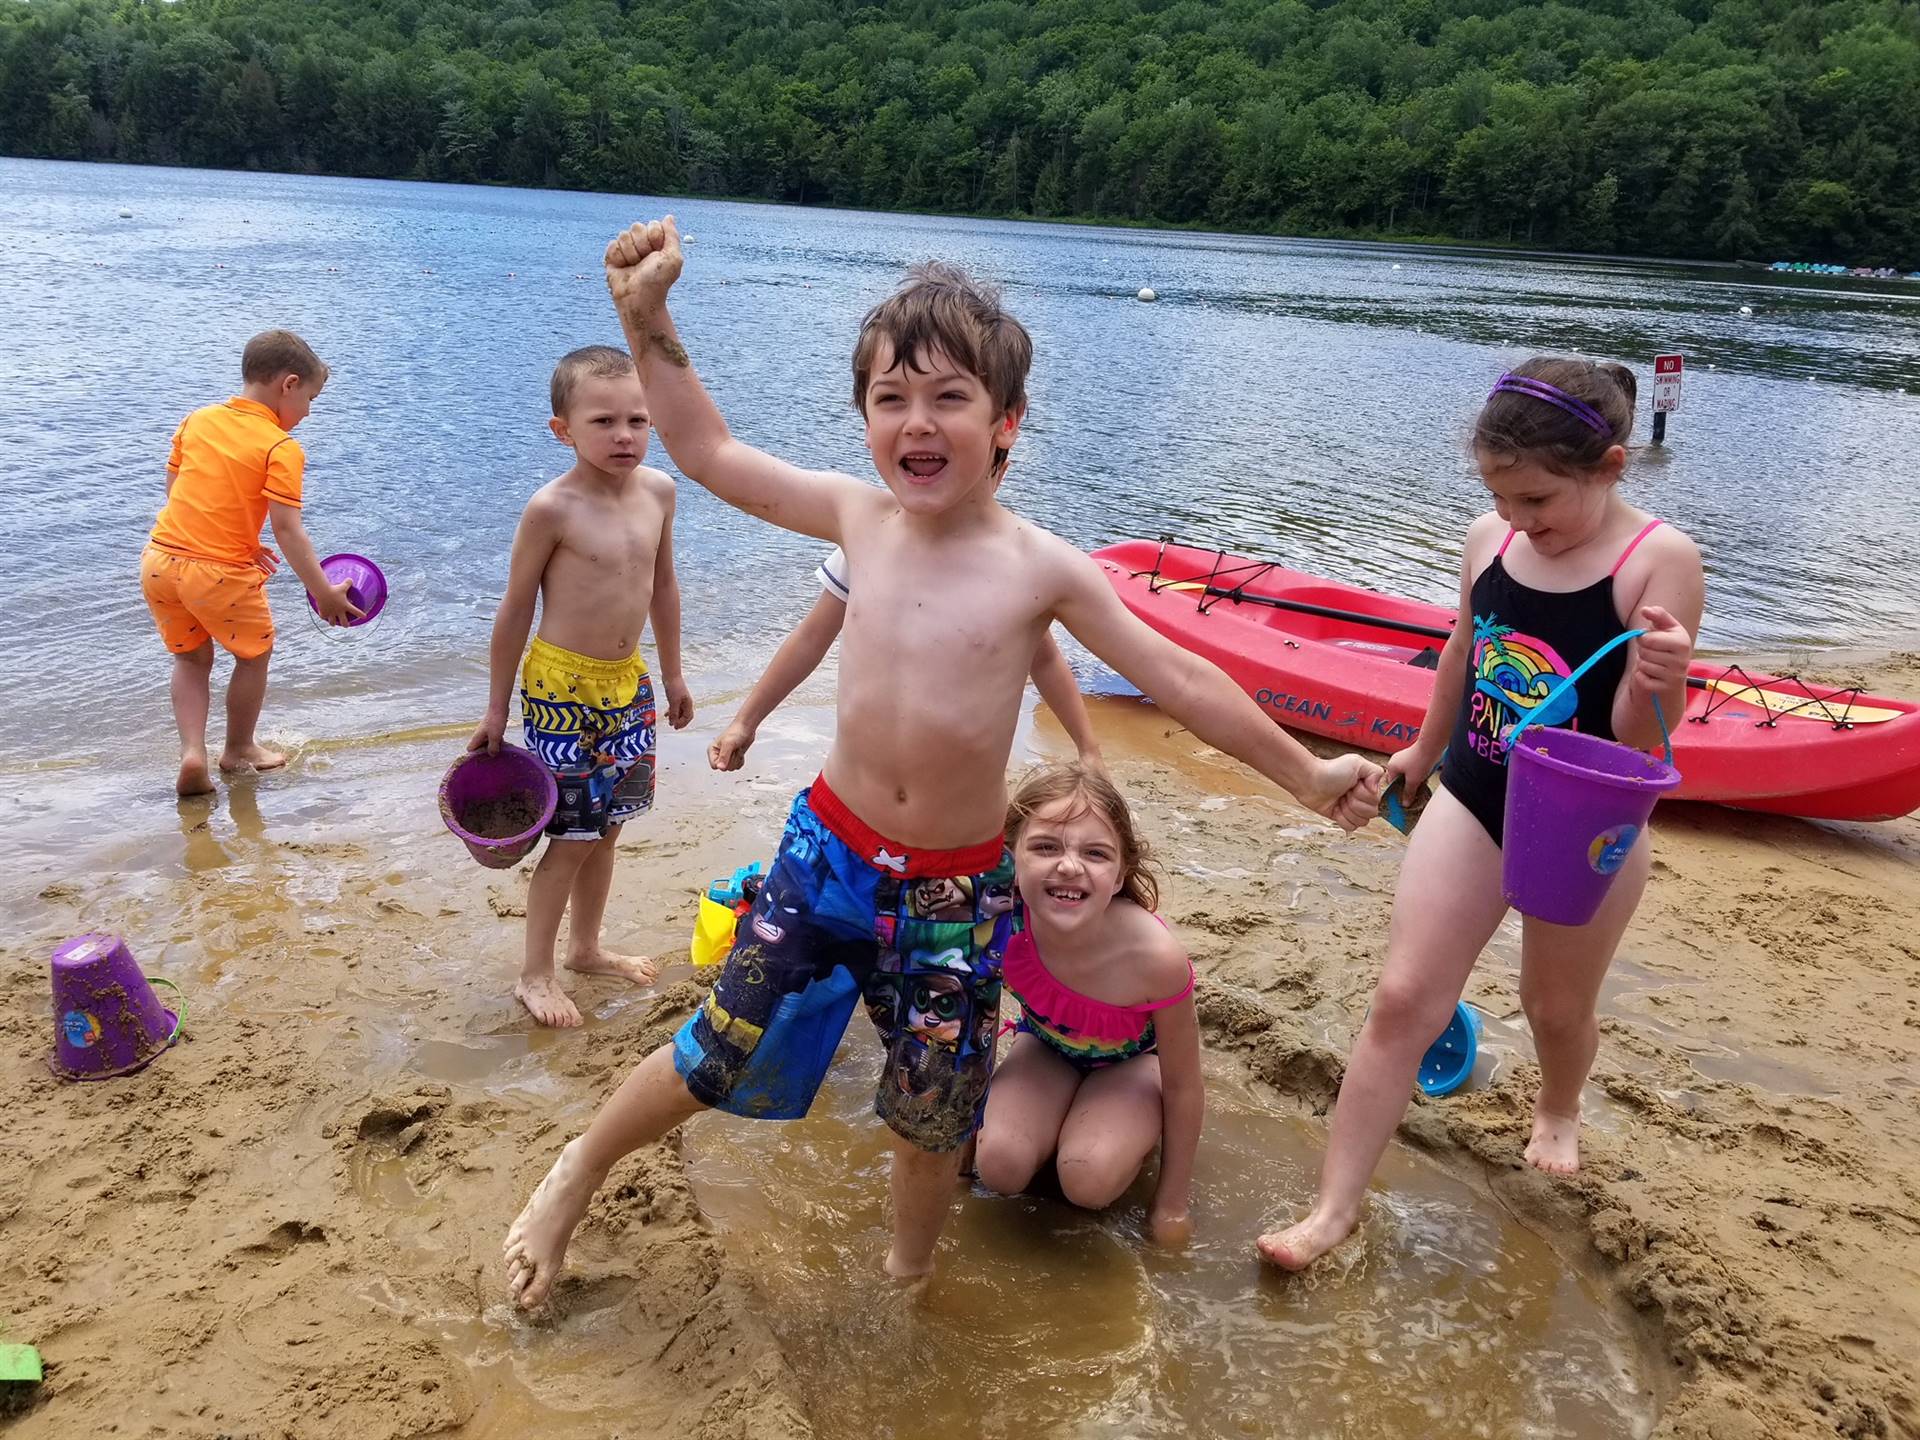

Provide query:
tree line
left=3, top=0, right=1917, bottom=266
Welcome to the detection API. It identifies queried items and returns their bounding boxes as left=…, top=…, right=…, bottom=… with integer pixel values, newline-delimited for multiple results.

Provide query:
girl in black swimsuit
left=1260, top=357, right=1705, bottom=1272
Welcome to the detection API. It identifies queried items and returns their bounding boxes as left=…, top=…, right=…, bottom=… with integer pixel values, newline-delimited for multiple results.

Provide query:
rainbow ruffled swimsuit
left=1002, top=916, right=1194, bottom=1074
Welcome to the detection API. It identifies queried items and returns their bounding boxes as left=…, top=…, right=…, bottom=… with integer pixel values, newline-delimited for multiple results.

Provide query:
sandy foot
left=516, top=975, right=583, bottom=1028
left=177, top=752, right=216, bottom=797
left=219, top=743, right=287, bottom=773
left=1524, top=1106, right=1582, bottom=1175
left=884, top=1254, right=936, bottom=1294
left=504, top=1140, right=600, bottom=1309
left=565, top=948, right=660, bottom=985
left=1256, top=1209, right=1358, bottom=1271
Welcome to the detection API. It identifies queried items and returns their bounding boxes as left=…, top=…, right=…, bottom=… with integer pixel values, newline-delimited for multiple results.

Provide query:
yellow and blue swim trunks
left=520, top=636, right=657, bottom=841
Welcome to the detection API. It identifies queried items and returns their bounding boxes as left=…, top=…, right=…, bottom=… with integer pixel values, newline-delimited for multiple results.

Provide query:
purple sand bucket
left=1501, top=629, right=1682, bottom=926
left=439, top=744, right=557, bottom=870
left=1502, top=729, right=1680, bottom=923
left=308, top=552, right=388, bottom=627
left=47, top=934, right=185, bottom=1081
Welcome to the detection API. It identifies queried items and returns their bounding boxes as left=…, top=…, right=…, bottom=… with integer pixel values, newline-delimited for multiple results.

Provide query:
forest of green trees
left=3, top=0, right=1917, bottom=264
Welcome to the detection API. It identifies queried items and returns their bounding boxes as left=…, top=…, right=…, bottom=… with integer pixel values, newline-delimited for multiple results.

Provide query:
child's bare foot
left=504, top=1140, right=601, bottom=1309
left=1256, top=1208, right=1357, bottom=1271
left=884, top=1248, right=936, bottom=1289
left=515, top=975, right=583, bottom=1028
left=219, top=743, right=287, bottom=774
left=564, top=948, right=660, bottom=985
left=177, top=752, right=216, bottom=797
left=1525, top=1106, right=1582, bottom=1174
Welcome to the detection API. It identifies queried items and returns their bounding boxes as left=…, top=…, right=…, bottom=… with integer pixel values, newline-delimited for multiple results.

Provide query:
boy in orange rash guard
left=141, top=329, right=362, bottom=796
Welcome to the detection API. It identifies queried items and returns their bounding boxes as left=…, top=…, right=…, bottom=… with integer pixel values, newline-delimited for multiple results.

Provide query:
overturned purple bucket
left=439, top=744, right=557, bottom=869
left=47, top=934, right=184, bottom=1081
left=308, top=552, right=388, bottom=627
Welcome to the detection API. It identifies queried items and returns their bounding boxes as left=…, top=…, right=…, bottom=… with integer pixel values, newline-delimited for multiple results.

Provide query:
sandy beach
left=3, top=646, right=1917, bottom=1439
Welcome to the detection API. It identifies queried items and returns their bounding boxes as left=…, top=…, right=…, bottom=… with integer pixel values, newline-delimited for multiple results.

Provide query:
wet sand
left=3, top=657, right=1918, bottom=1438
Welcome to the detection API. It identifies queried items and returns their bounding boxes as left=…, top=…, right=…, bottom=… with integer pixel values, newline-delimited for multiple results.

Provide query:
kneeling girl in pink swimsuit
left=975, top=763, right=1203, bottom=1245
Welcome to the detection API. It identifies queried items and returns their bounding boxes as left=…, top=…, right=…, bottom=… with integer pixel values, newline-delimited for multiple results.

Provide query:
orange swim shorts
left=140, top=544, right=275, bottom=659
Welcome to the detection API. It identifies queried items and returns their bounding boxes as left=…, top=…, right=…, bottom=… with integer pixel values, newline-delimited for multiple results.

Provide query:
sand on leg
left=218, top=649, right=286, bottom=773
left=171, top=642, right=216, bottom=796
left=562, top=823, right=659, bottom=985
left=518, top=837, right=596, bottom=1026
left=1259, top=786, right=1508, bottom=1270
left=974, top=1033, right=1082, bottom=1196
left=886, top=1140, right=968, bottom=1281
left=1518, top=827, right=1652, bottom=1174
left=1054, top=1053, right=1163, bottom=1210
left=504, top=1043, right=709, bottom=1308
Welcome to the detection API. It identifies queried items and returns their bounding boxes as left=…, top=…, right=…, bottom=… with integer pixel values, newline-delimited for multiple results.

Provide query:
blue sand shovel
left=1380, top=765, right=1437, bottom=836
left=1418, top=1002, right=1482, bottom=1096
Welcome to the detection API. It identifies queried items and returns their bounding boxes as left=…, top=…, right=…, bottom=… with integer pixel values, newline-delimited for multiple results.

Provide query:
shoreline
left=23, top=152, right=1920, bottom=282
left=3, top=665, right=1918, bottom=1437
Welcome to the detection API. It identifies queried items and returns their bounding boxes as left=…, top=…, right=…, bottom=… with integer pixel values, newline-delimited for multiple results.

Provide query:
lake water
left=3, top=158, right=1920, bottom=775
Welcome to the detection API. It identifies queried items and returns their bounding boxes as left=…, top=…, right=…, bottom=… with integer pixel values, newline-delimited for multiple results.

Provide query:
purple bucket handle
left=1501, top=629, right=1683, bottom=925
left=439, top=744, right=558, bottom=870
left=1507, top=628, right=1673, bottom=764
left=309, top=553, right=388, bottom=627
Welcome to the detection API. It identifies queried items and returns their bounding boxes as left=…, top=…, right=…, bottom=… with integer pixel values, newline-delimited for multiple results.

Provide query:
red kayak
left=1096, top=538, right=1920, bottom=822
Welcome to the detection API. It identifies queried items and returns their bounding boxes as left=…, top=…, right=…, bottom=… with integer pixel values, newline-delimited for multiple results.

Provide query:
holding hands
left=1302, top=753, right=1386, bottom=831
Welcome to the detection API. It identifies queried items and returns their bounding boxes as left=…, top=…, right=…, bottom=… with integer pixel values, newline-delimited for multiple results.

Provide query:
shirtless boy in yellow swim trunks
left=469, top=345, right=694, bottom=1028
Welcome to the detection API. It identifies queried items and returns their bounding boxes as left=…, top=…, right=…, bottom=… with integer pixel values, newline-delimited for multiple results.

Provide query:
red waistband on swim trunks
left=807, top=772, right=1004, bottom=879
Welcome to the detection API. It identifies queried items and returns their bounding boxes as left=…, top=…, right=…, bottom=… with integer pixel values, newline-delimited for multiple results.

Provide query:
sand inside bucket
left=460, top=795, right=542, bottom=840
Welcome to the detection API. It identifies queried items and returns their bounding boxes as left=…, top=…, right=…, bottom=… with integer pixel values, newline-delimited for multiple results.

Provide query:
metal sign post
left=1651, top=353, right=1684, bottom=444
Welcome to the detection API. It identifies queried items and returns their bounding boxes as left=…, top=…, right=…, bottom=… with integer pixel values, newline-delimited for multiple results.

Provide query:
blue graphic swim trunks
left=672, top=773, right=1015, bottom=1152
left=520, top=636, right=657, bottom=841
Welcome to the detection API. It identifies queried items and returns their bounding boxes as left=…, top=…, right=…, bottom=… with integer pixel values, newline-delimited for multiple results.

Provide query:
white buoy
left=1137, top=287, right=1157, bottom=302
left=1391, top=263, right=1402, bottom=271
left=1739, top=305, right=1753, bottom=315
left=683, top=233, right=695, bottom=242
left=117, top=209, right=132, bottom=218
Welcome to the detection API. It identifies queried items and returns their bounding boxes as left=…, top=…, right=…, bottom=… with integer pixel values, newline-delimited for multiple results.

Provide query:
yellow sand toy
left=691, top=864, right=763, bottom=967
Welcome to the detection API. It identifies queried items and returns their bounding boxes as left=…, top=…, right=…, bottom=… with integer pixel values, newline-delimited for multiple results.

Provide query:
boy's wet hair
left=1474, top=356, right=1637, bottom=476
left=1006, top=762, right=1160, bottom=913
left=852, top=262, right=1033, bottom=468
left=551, top=345, right=638, bottom=416
left=242, top=330, right=326, bottom=385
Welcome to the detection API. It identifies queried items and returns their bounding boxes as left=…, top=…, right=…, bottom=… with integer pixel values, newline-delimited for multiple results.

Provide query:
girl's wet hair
left=1474, top=356, right=1637, bottom=476
left=1006, top=762, right=1160, bottom=913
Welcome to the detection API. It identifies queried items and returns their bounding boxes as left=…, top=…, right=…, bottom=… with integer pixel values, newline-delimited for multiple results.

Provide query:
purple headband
left=1489, top=373, right=1612, bottom=436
